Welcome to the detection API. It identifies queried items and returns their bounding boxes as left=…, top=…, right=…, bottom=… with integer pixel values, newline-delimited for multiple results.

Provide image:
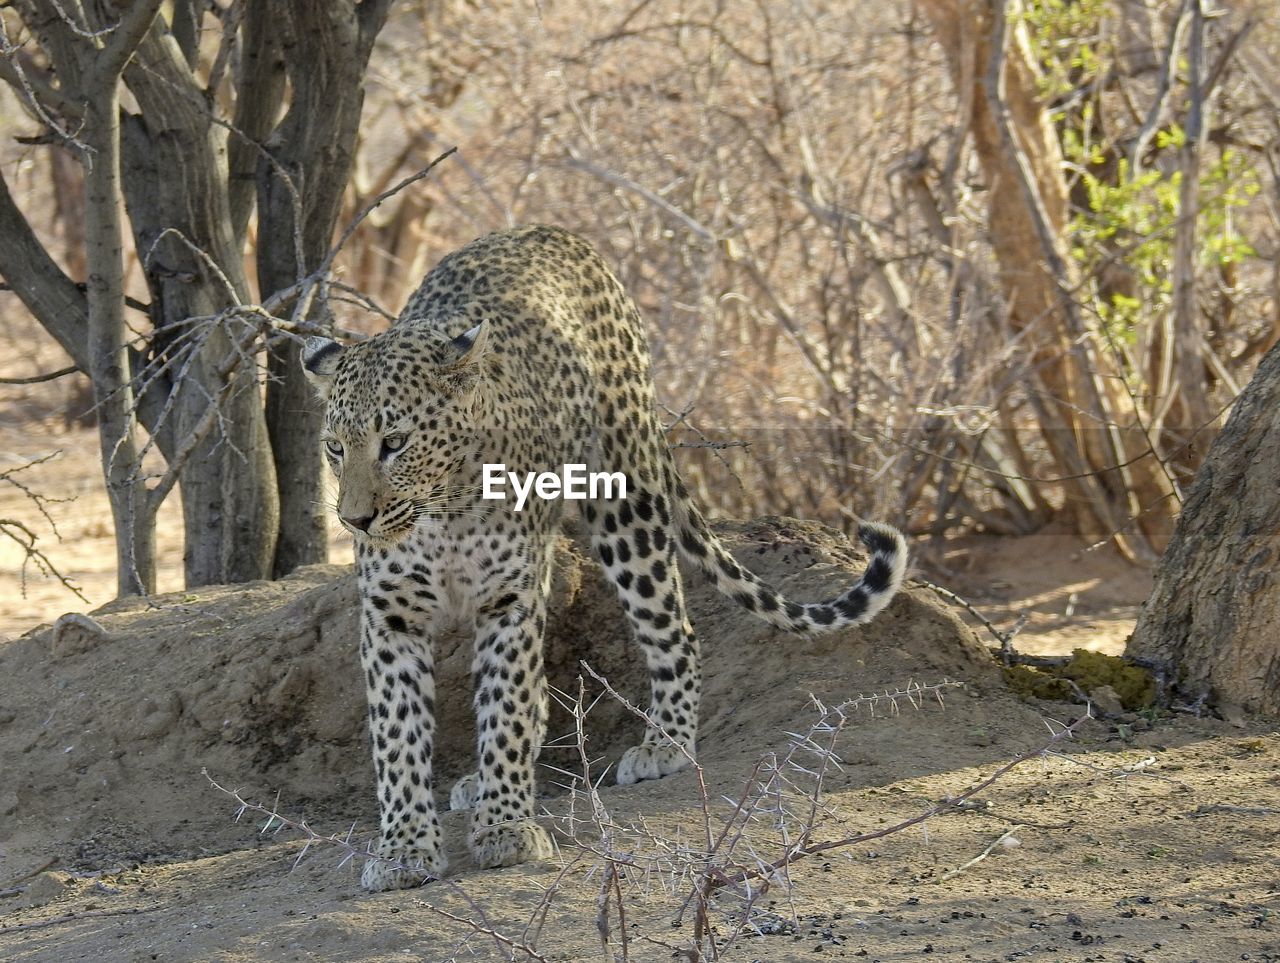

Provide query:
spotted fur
left=301, top=226, right=907, bottom=891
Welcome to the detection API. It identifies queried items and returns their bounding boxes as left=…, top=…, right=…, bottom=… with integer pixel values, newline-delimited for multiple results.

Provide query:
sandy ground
left=0, top=494, right=1276, bottom=962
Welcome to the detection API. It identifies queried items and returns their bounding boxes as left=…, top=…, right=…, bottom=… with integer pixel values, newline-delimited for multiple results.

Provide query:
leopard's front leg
left=468, top=589, right=553, bottom=868
left=357, top=588, right=444, bottom=892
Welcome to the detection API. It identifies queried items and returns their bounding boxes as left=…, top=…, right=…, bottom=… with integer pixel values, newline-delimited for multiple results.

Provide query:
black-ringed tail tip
left=674, top=507, right=908, bottom=634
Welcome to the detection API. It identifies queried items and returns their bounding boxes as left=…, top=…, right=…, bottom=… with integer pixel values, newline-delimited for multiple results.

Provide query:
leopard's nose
left=342, top=512, right=376, bottom=533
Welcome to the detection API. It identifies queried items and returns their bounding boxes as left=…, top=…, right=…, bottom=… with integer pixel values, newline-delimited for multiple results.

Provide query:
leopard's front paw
left=616, top=743, right=692, bottom=785
left=470, top=819, right=554, bottom=869
left=448, top=772, right=480, bottom=811
left=360, top=841, right=447, bottom=892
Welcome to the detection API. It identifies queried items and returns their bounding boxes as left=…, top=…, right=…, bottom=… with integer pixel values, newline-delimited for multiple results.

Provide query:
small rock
left=16, top=871, right=71, bottom=909
left=1218, top=701, right=1248, bottom=728
left=51, top=613, right=111, bottom=658
left=1089, top=685, right=1125, bottom=718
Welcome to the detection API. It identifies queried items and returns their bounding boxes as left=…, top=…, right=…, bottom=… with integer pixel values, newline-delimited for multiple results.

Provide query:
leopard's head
left=300, top=321, right=489, bottom=543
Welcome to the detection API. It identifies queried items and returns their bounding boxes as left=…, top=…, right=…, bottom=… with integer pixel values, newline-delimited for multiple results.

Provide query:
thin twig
left=319, top=148, right=459, bottom=290
left=0, top=452, right=87, bottom=601
left=913, top=578, right=1025, bottom=662
left=937, top=825, right=1022, bottom=882
left=699, top=713, right=1091, bottom=900
left=0, top=365, right=80, bottom=385
left=203, top=770, right=548, bottom=962
left=1130, top=0, right=1194, bottom=174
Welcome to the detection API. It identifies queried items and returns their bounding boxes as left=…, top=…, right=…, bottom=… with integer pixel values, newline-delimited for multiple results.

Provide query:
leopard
left=301, top=225, right=907, bottom=892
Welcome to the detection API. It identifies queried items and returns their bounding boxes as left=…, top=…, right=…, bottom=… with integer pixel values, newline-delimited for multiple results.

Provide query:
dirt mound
left=3, top=518, right=1276, bottom=963
left=0, top=517, right=992, bottom=874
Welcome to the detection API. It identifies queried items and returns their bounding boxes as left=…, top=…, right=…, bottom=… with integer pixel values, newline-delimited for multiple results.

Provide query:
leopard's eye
left=324, top=438, right=344, bottom=458
left=381, top=433, right=407, bottom=457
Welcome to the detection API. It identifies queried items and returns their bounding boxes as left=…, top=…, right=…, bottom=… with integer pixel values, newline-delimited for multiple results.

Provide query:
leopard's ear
left=301, top=337, right=343, bottom=399
left=445, top=321, right=489, bottom=370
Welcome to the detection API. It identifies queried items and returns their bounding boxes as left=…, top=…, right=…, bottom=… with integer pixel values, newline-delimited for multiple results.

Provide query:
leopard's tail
left=670, top=480, right=907, bottom=633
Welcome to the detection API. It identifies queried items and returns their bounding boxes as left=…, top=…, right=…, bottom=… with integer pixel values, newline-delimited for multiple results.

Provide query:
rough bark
left=256, top=0, right=391, bottom=578
left=1127, top=340, right=1280, bottom=715
left=121, top=18, right=279, bottom=587
left=0, top=1, right=393, bottom=595
left=84, top=87, right=156, bottom=595
left=228, top=5, right=286, bottom=245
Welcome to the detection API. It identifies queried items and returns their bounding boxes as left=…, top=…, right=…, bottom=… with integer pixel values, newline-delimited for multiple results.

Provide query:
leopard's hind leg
left=584, top=480, right=701, bottom=785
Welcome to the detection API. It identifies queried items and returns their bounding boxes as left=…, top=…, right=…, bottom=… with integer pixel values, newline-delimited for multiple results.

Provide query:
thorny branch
left=690, top=711, right=1091, bottom=906
left=196, top=663, right=1189, bottom=963
left=568, top=668, right=969, bottom=959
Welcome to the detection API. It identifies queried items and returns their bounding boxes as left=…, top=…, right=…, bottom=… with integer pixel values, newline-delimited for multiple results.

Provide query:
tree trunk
left=0, top=173, right=90, bottom=371
left=1161, top=0, right=1214, bottom=471
left=2, top=1, right=392, bottom=596
left=256, top=0, right=390, bottom=577
left=121, top=22, right=280, bottom=587
left=918, top=0, right=1179, bottom=559
left=1127, top=340, right=1280, bottom=716
left=84, top=86, right=156, bottom=595
left=23, top=0, right=171, bottom=595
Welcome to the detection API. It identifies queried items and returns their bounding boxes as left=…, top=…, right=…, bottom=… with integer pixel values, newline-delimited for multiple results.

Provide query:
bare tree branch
left=0, top=365, right=81, bottom=385
left=0, top=171, right=91, bottom=371
left=90, top=0, right=166, bottom=87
